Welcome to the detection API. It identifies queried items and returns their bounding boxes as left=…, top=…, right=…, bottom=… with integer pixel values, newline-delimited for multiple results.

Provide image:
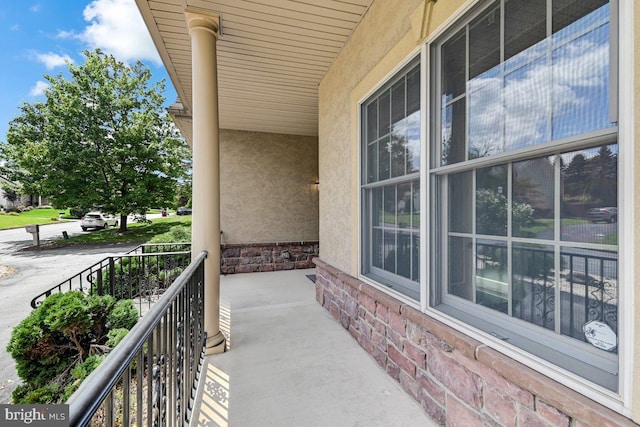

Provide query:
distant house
left=0, top=177, right=49, bottom=210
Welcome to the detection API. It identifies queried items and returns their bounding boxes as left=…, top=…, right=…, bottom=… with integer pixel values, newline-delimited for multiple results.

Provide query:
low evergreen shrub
left=7, top=292, right=138, bottom=404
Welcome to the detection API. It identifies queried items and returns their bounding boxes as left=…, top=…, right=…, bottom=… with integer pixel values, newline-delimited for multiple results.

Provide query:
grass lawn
left=0, top=208, right=69, bottom=229
left=62, top=215, right=191, bottom=244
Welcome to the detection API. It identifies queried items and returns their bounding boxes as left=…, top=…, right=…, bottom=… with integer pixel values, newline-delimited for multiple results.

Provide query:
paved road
left=0, top=218, right=164, bottom=403
left=0, top=220, right=85, bottom=254
left=0, top=213, right=165, bottom=255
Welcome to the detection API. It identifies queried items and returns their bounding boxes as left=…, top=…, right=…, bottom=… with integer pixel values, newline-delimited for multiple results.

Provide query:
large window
left=431, top=0, right=618, bottom=391
left=361, top=59, right=421, bottom=300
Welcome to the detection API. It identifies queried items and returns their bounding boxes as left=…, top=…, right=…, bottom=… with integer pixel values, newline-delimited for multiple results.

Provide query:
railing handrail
left=30, top=243, right=192, bottom=308
left=117, top=250, right=191, bottom=258
left=67, top=250, right=207, bottom=427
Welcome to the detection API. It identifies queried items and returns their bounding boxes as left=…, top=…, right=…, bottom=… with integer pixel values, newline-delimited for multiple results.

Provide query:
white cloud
left=464, top=33, right=609, bottom=155
left=33, top=52, right=73, bottom=70
left=78, top=0, right=161, bottom=65
left=10, top=24, right=19, bottom=31
left=55, top=29, right=75, bottom=39
left=30, top=81, right=49, bottom=97
left=30, top=3, right=41, bottom=12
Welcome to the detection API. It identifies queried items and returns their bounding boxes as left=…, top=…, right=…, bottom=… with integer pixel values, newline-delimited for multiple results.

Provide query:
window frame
left=359, top=54, right=423, bottom=303
left=425, top=0, right=631, bottom=410
left=356, top=0, right=633, bottom=413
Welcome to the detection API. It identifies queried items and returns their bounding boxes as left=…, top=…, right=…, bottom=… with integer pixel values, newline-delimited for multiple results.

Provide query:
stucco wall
left=219, top=129, right=318, bottom=244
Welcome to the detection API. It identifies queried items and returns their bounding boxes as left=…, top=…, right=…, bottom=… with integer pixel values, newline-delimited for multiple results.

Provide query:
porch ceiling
left=135, top=0, right=374, bottom=140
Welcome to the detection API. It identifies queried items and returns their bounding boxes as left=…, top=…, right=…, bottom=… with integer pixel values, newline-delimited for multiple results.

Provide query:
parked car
left=586, top=207, right=617, bottom=223
left=176, top=206, right=192, bottom=216
left=81, top=212, right=119, bottom=231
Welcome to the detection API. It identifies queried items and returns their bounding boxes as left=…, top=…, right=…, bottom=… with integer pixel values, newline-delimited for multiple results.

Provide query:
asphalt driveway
left=0, top=232, right=138, bottom=403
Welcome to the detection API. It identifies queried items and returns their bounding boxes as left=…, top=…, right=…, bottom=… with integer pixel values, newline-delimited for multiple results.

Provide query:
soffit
left=136, top=0, right=374, bottom=139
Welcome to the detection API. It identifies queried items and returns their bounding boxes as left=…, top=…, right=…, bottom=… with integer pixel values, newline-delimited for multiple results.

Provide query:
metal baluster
left=136, top=350, right=143, bottom=427
left=147, top=334, right=153, bottom=427
left=584, top=255, right=590, bottom=334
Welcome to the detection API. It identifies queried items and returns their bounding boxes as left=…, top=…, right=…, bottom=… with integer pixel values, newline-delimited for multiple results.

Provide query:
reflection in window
left=361, top=59, right=421, bottom=300
left=468, top=68, right=503, bottom=158
left=512, top=243, right=555, bottom=330
left=561, top=144, right=618, bottom=244
left=476, top=240, right=508, bottom=313
left=433, top=0, right=619, bottom=392
left=469, top=3, right=500, bottom=80
left=366, top=181, right=421, bottom=290
left=441, top=1, right=614, bottom=165
left=442, top=99, right=466, bottom=165
left=442, top=29, right=466, bottom=101
left=449, top=236, right=473, bottom=301
left=505, top=0, right=546, bottom=61
left=476, top=165, right=507, bottom=236
left=559, top=247, right=618, bottom=347
left=504, top=55, right=549, bottom=150
left=552, top=18, right=610, bottom=140
left=513, top=157, right=554, bottom=238
left=449, top=171, right=472, bottom=234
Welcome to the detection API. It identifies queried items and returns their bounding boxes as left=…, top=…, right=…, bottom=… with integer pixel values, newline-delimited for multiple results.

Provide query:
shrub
left=149, top=225, right=191, bottom=244
left=8, top=212, right=19, bottom=216
left=7, top=292, right=138, bottom=404
left=91, top=251, right=191, bottom=301
left=69, top=207, right=86, bottom=219
left=62, top=355, right=106, bottom=401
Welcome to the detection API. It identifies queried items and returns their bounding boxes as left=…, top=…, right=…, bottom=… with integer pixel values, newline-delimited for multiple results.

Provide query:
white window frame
left=356, top=0, right=634, bottom=415
left=422, top=0, right=633, bottom=414
left=358, top=52, right=423, bottom=305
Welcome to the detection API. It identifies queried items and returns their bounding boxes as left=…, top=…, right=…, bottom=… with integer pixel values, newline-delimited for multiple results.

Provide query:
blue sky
left=0, top=0, right=175, bottom=143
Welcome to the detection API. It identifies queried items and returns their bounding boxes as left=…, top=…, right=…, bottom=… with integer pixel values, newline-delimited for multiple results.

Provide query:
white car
left=81, top=212, right=118, bottom=231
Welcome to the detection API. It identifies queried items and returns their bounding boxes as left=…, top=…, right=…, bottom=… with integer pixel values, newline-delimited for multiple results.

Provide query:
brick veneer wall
left=314, top=258, right=637, bottom=427
left=221, top=241, right=318, bottom=274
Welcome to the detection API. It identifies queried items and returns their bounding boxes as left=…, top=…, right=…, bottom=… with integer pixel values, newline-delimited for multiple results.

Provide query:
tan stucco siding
left=219, top=129, right=318, bottom=244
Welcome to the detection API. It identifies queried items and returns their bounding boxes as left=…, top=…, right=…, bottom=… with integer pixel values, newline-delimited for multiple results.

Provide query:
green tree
left=2, top=50, right=190, bottom=231
left=1, top=181, right=20, bottom=208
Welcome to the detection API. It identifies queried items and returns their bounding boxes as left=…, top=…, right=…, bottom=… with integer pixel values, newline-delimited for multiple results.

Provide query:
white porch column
left=186, top=10, right=226, bottom=355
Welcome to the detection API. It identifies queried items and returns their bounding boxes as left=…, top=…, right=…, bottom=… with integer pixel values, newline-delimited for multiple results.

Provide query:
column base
left=204, top=331, right=227, bottom=355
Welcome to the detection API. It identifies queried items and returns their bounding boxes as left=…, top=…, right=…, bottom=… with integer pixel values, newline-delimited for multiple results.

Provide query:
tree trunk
left=119, top=214, right=128, bottom=232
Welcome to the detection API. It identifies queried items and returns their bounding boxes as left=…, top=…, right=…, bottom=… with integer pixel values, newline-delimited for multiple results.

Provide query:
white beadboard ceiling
left=136, top=0, right=374, bottom=140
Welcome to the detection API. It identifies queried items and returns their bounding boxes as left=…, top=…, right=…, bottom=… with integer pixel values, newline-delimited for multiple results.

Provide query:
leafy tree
left=1, top=181, right=20, bottom=207
left=174, top=174, right=192, bottom=209
left=2, top=49, right=190, bottom=231
left=590, top=145, right=617, bottom=207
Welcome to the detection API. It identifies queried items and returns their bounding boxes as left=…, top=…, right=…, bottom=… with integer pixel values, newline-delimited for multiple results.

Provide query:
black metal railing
left=67, top=251, right=207, bottom=427
left=475, top=242, right=618, bottom=345
left=30, top=243, right=192, bottom=310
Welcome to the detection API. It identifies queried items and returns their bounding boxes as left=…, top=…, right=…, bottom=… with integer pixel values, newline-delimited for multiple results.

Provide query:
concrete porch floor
left=190, top=269, right=438, bottom=426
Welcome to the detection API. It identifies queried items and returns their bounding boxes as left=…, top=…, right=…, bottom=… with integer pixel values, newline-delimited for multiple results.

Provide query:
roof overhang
left=135, top=0, right=374, bottom=141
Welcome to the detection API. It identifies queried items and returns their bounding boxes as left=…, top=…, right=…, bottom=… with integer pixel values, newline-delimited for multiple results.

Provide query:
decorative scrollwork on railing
left=532, top=275, right=555, bottom=328
left=30, top=244, right=192, bottom=310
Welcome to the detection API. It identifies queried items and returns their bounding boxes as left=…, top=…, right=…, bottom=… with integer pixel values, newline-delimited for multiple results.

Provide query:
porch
left=191, top=268, right=437, bottom=426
